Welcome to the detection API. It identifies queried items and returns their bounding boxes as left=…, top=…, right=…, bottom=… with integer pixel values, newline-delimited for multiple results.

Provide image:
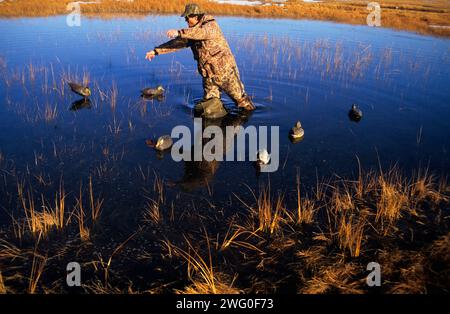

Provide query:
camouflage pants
left=202, top=66, right=246, bottom=104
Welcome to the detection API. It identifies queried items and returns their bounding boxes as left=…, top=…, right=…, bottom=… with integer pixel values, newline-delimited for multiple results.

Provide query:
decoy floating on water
left=348, top=104, right=363, bottom=122
left=289, top=121, right=304, bottom=140
left=155, top=135, right=173, bottom=151
left=68, top=82, right=91, bottom=99
left=256, top=149, right=270, bottom=166
left=141, top=85, right=165, bottom=98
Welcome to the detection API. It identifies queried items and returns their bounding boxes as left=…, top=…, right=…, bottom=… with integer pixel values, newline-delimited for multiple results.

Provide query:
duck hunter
left=145, top=3, right=256, bottom=112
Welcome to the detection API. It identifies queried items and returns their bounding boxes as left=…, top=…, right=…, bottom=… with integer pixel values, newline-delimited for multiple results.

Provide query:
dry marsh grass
left=219, top=221, right=264, bottom=254
left=235, top=185, right=289, bottom=235
left=171, top=234, right=241, bottom=294
left=296, top=175, right=316, bottom=225
left=0, top=165, right=448, bottom=294
left=336, top=212, right=367, bottom=257
left=17, top=181, right=68, bottom=237
left=0, top=272, right=6, bottom=294
left=143, top=173, right=166, bottom=224
left=0, top=0, right=448, bottom=37
left=28, top=250, right=47, bottom=294
left=255, top=187, right=285, bottom=234
left=89, top=176, right=104, bottom=223
left=75, top=185, right=90, bottom=241
left=376, top=172, right=409, bottom=225
left=143, top=197, right=161, bottom=224
left=11, top=174, right=104, bottom=241
left=299, top=263, right=365, bottom=294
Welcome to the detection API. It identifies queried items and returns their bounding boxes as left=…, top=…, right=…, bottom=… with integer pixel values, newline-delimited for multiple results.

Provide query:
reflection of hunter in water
left=175, top=112, right=252, bottom=192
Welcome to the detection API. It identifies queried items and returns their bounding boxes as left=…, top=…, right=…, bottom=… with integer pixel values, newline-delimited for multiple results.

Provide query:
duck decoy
left=289, top=121, right=304, bottom=140
left=155, top=135, right=173, bottom=151
left=68, top=82, right=91, bottom=99
left=141, top=85, right=165, bottom=98
left=348, top=104, right=363, bottom=122
left=256, top=149, right=270, bottom=166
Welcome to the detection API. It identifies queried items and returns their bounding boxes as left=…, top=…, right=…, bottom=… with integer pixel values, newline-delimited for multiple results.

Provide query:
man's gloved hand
left=145, top=50, right=156, bottom=61
left=166, top=29, right=179, bottom=39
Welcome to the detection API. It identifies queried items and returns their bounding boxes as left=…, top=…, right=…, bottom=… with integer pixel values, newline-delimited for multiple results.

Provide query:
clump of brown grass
left=234, top=186, right=286, bottom=234
left=296, top=175, right=316, bottom=225
left=171, top=232, right=240, bottom=294
left=0, top=272, right=6, bottom=294
left=331, top=184, right=355, bottom=213
left=411, top=169, right=447, bottom=204
left=178, top=272, right=240, bottom=294
left=17, top=181, right=67, bottom=237
left=376, top=169, right=409, bottom=225
left=219, top=221, right=264, bottom=254
left=72, top=178, right=104, bottom=240
left=255, top=186, right=285, bottom=234
left=299, top=262, right=364, bottom=294
left=336, top=212, right=367, bottom=258
left=317, top=165, right=448, bottom=258
left=143, top=197, right=160, bottom=224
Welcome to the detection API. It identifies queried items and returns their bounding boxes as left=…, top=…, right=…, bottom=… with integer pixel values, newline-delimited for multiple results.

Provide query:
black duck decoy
left=68, top=82, right=91, bottom=99
left=141, top=85, right=165, bottom=98
left=349, top=104, right=363, bottom=122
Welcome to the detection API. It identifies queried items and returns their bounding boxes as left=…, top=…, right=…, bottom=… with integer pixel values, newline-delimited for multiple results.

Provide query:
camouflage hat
left=180, top=3, right=205, bottom=17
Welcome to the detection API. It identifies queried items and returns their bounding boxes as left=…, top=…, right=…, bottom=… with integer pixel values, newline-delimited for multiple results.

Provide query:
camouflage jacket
left=154, top=15, right=237, bottom=78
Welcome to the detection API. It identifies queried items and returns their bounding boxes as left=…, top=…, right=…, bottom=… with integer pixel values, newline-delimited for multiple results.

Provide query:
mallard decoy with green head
left=349, top=104, right=363, bottom=121
left=68, top=82, right=91, bottom=99
left=141, top=85, right=165, bottom=98
left=289, top=121, right=304, bottom=139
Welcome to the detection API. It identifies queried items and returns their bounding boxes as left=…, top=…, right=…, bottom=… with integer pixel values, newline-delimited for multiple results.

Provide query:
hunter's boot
left=195, top=98, right=228, bottom=119
left=237, top=95, right=255, bottom=111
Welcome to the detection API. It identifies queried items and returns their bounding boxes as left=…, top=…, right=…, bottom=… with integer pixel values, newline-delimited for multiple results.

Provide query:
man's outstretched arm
left=145, top=37, right=190, bottom=61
